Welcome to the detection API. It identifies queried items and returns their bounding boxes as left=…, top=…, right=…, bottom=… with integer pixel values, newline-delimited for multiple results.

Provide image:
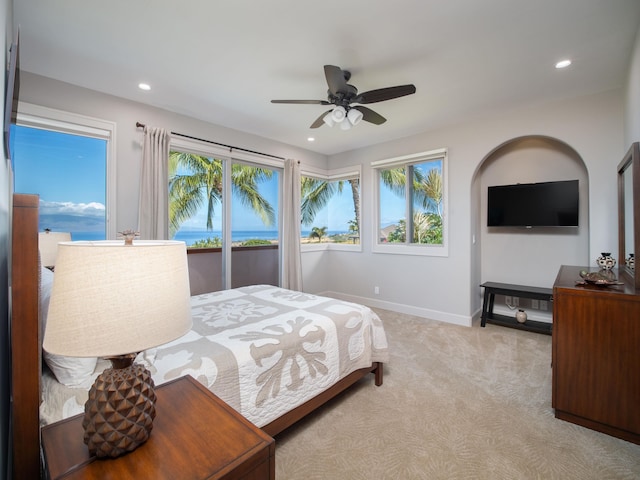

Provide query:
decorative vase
left=626, top=253, right=635, bottom=271
left=515, top=309, right=527, bottom=324
left=596, top=252, right=616, bottom=270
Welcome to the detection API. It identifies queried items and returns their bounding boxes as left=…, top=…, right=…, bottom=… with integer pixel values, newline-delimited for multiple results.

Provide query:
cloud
left=39, top=199, right=105, bottom=218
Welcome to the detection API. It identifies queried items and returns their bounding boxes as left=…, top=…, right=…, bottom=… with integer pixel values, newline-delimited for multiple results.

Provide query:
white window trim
left=169, top=136, right=285, bottom=288
left=16, top=102, right=117, bottom=239
left=300, top=164, right=362, bottom=253
left=371, top=148, right=449, bottom=257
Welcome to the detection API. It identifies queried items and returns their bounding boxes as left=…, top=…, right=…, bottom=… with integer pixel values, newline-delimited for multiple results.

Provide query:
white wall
left=18, top=72, right=332, bottom=292
left=17, top=75, right=628, bottom=327
left=478, top=137, right=589, bottom=289
left=327, top=89, right=623, bottom=325
left=625, top=24, right=640, bottom=147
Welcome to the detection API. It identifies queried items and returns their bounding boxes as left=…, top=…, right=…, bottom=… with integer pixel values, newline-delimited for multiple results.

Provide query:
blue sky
left=13, top=126, right=107, bottom=233
left=175, top=171, right=358, bottom=232
left=12, top=126, right=357, bottom=234
left=12, top=125, right=441, bottom=235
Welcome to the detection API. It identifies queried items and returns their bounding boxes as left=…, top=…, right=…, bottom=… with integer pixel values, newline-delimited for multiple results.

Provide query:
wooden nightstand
left=41, top=375, right=275, bottom=479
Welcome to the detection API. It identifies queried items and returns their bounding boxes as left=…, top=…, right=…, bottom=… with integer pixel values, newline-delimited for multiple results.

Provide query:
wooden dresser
left=552, top=265, right=640, bottom=445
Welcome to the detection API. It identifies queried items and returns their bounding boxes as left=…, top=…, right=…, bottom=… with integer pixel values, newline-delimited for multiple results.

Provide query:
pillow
left=39, top=266, right=98, bottom=388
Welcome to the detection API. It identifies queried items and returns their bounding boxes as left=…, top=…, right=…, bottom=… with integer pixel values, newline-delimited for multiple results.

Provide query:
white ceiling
left=13, top=0, right=640, bottom=156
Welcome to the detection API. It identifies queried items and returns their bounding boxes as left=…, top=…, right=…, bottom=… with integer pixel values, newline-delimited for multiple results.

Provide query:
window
left=168, top=136, right=282, bottom=290
left=301, top=166, right=361, bottom=251
left=168, top=149, right=279, bottom=249
left=372, top=149, right=447, bottom=256
left=12, top=103, right=116, bottom=239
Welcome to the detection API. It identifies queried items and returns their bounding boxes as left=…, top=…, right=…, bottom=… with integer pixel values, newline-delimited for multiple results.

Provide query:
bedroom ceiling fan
left=271, top=65, right=416, bottom=129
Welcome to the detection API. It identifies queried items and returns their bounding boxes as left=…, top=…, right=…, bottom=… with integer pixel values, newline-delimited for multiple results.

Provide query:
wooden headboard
left=10, top=193, right=41, bottom=479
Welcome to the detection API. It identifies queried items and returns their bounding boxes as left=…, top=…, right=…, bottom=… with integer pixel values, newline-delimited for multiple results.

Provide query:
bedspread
left=40, top=285, right=389, bottom=427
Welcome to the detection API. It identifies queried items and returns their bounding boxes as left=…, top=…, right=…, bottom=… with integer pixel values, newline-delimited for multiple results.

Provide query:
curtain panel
left=281, top=158, right=302, bottom=291
left=138, top=127, right=171, bottom=240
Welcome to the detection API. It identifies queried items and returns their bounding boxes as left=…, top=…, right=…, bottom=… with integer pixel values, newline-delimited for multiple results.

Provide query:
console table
left=480, top=282, right=553, bottom=334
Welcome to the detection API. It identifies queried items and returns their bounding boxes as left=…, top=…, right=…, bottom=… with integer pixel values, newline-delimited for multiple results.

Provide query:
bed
left=10, top=193, right=389, bottom=479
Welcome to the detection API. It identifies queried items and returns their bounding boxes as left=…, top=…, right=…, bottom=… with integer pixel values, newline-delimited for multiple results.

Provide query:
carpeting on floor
left=274, top=308, right=640, bottom=479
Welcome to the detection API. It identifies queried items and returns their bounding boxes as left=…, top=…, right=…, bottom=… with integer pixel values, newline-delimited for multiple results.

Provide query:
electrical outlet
left=539, top=300, right=548, bottom=311
left=531, top=299, right=539, bottom=309
left=504, top=296, right=512, bottom=306
left=512, top=297, right=519, bottom=307
left=374, top=286, right=380, bottom=295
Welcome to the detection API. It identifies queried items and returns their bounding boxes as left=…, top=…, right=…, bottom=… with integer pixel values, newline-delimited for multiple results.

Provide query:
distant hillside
left=38, top=214, right=104, bottom=232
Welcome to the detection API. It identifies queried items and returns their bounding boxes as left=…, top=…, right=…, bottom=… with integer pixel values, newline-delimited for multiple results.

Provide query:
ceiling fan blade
left=271, top=99, right=330, bottom=105
left=352, top=106, right=386, bottom=125
left=354, top=84, right=416, bottom=104
left=310, top=109, right=333, bottom=128
left=324, top=65, right=349, bottom=95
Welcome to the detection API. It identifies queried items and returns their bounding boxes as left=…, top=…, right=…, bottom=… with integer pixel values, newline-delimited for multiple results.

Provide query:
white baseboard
left=321, top=291, right=473, bottom=327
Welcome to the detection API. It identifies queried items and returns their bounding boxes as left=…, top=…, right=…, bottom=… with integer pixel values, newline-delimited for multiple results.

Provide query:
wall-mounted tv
left=487, top=180, right=579, bottom=227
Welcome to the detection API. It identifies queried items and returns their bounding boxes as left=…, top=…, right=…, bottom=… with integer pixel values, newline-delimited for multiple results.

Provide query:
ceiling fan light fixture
left=339, top=119, right=352, bottom=130
left=271, top=65, right=417, bottom=129
left=322, top=111, right=335, bottom=127
left=347, top=108, right=363, bottom=126
left=331, top=106, right=347, bottom=123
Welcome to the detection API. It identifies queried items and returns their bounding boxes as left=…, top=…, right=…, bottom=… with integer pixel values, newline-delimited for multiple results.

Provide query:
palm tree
left=168, top=152, right=275, bottom=238
left=380, top=165, right=443, bottom=244
left=309, top=226, right=328, bottom=242
left=417, top=168, right=443, bottom=216
left=301, top=176, right=360, bottom=234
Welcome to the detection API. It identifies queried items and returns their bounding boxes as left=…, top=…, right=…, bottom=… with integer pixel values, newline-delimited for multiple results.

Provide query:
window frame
left=169, top=136, right=284, bottom=288
left=15, top=102, right=117, bottom=239
left=300, top=164, right=362, bottom=253
left=371, top=148, right=448, bottom=257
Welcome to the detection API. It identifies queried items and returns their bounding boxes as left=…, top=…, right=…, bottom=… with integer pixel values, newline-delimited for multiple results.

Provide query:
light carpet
left=274, top=308, right=640, bottom=479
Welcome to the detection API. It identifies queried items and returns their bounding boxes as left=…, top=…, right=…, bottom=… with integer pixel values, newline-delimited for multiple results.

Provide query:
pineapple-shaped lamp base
left=83, top=354, right=156, bottom=458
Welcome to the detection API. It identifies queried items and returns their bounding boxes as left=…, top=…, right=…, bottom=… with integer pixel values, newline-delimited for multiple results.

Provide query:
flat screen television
left=487, top=180, right=579, bottom=227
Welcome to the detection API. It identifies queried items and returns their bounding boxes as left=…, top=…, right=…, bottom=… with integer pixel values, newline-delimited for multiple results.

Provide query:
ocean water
left=70, top=229, right=347, bottom=246
left=174, top=230, right=279, bottom=245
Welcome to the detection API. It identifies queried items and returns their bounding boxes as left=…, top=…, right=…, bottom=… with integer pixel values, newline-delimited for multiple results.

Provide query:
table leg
left=481, top=289, right=490, bottom=327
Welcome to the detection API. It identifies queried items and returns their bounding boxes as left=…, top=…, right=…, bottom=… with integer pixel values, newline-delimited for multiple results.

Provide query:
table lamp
left=38, top=230, right=72, bottom=269
left=43, top=239, right=192, bottom=458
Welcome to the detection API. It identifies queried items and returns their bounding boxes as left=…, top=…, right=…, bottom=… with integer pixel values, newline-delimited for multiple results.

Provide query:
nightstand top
left=42, top=375, right=275, bottom=480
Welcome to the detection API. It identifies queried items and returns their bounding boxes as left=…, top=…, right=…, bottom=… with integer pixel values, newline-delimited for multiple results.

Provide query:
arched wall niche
left=470, top=135, right=590, bottom=318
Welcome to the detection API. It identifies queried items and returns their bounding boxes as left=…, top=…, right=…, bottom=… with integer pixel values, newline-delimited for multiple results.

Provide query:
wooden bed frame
left=10, top=192, right=383, bottom=478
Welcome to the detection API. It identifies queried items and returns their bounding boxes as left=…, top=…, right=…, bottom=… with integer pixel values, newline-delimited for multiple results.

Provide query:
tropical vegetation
left=168, top=152, right=443, bottom=248
left=168, top=151, right=275, bottom=240
left=380, top=163, right=443, bottom=245
left=190, top=236, right=222, bottom=248
left=308, top=226, right=328, bottom=242
left=301, top=176, right=360, bottom=244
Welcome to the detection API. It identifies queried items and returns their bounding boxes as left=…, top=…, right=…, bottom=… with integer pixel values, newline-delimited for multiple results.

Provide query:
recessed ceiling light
left=555, top=60, right=572, bottom=69
left=307, top=137, right=315, bottom=142
left=138, top=83, right=151, bottom=91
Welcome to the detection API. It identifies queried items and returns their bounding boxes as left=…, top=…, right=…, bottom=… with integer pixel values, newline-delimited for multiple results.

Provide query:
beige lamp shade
left=43, top=240, right=192, bottom=357
left=38, top=231, right=72, bottom=267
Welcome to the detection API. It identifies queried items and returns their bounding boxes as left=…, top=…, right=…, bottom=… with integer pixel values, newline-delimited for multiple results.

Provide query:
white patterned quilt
left=40, top=285, right=389, bottom=428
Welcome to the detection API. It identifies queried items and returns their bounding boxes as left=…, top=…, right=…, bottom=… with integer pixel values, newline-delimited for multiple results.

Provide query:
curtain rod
left=136, top=122, right=285, bottom=161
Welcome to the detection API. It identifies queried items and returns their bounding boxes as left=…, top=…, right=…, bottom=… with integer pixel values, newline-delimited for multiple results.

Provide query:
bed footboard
left=262, top=362, right=383, bottom=437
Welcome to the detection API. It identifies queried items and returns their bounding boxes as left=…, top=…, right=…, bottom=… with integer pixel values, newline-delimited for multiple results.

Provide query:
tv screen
left=487, top=180, right=579, bottom=227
